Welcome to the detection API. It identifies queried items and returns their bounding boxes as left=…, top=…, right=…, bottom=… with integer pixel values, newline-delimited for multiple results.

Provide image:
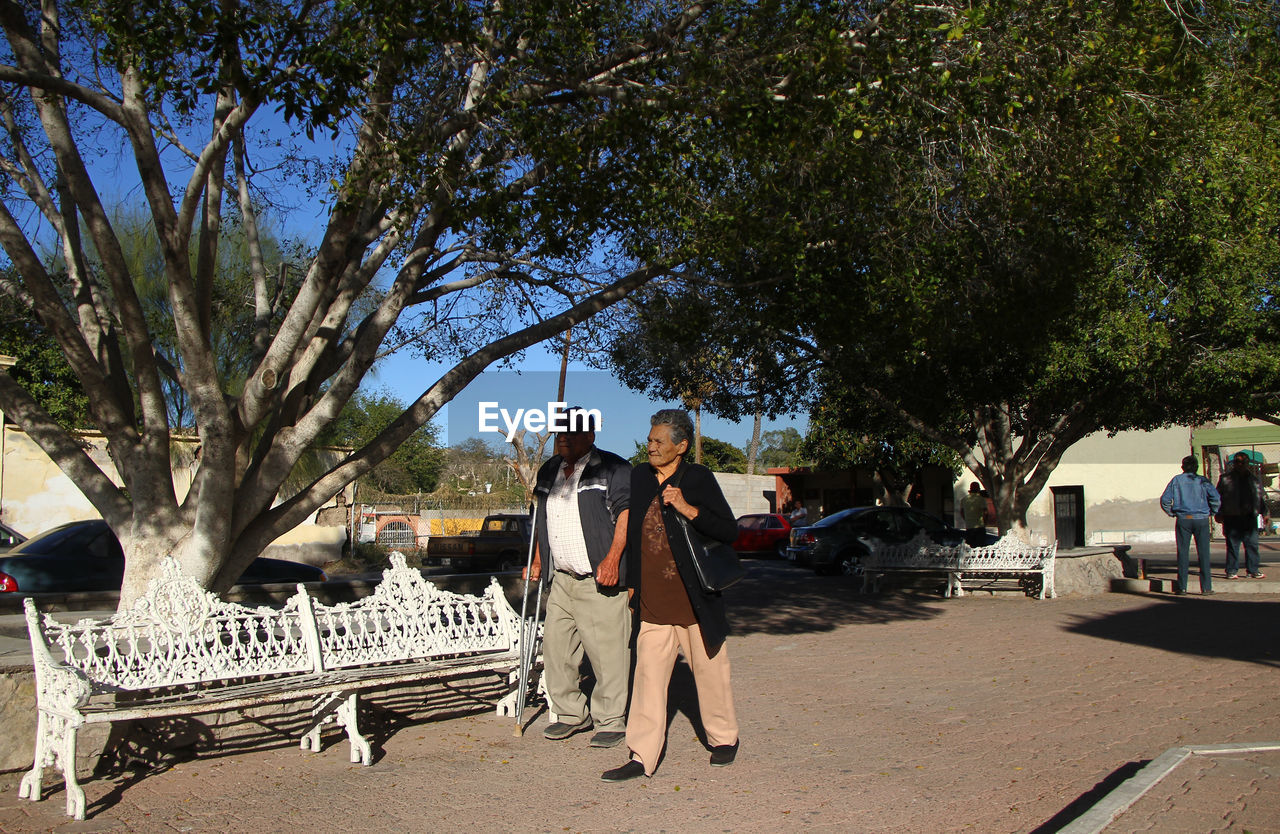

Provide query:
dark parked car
left=786, top=506, right=985, bottom=576
left=0, top=522, right=25, bottom=552
left=732, top=513, right=794, bottom=558
left=424, top=513, right=531, bottom=573
left=0, top=520, right=327, bottom=594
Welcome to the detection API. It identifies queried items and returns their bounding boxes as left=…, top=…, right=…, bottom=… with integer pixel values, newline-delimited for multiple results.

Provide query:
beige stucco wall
left=0, top=427, right=347, bottom=565
left=1024, top=425, right=1193, bottom=544
left=956, top=420, right=1277, bottom=546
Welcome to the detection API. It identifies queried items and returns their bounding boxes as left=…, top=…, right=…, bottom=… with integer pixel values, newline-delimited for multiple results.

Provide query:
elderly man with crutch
left=521, top=408, right=632, bottom=747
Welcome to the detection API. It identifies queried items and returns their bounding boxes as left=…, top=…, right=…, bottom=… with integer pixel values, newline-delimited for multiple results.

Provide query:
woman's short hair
left=651, top=409, right=694, bottom=447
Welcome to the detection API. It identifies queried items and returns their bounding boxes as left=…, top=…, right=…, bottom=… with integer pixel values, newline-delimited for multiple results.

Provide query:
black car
left=0, top=520, right=327, bottom=594
left=0, top=521, right=25, bottom=552
left=786, top=506, right=981, bottom=576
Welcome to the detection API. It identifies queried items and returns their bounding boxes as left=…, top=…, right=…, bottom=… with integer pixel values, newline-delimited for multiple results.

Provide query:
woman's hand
left=661, top=485, right=700, bottom=520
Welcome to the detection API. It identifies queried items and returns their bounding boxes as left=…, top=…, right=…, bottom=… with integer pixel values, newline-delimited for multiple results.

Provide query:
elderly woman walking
left=601, top=409, right=741, bottom=782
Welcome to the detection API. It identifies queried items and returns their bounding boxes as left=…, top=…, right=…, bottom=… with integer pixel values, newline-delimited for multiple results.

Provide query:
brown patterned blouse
left=638, top=494, right=696, bottom=626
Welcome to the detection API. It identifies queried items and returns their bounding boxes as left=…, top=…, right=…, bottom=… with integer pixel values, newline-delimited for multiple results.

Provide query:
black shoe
left=1172, top=588, right=1186, bottom=595
left=601, top=760, right=646, bottom=782
left=710, top=741, right=739, bottom=767
left=544, top=716, right=591, bottom=740
left=589, top=731, right=626, bottom=748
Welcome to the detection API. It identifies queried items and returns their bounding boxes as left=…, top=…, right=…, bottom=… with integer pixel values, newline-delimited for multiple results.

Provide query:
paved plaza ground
left=1, top=559, right=1278, bottom=833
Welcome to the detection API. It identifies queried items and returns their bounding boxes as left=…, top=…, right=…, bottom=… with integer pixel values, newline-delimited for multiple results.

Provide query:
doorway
left=1051, top=486, right=1085, bottom=549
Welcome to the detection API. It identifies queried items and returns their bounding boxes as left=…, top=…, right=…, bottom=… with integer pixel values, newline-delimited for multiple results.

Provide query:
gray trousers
left=543, top=571, right=632, bottom=732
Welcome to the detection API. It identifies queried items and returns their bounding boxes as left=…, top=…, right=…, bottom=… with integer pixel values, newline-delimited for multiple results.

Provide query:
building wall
left=0, top=427, right=349, bottom=566
left=712, top=473, right=775, bottom=518
left=994, top=420, right=1280, bottom=546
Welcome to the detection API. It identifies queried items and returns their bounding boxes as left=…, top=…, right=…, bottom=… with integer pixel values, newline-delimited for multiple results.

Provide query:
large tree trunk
left=959, top=402, right=1089, bottom=543
left=875, top=468, right=912, bottom=507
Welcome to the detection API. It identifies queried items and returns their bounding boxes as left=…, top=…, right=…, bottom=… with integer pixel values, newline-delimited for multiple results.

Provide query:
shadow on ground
left=29, top=674, right=516, bottom=819
left=725, top=560, right=946, bottom=636
left=1064, top=596, right=1280, bottom=667
left=1030, top=759, right=1149, bottom=834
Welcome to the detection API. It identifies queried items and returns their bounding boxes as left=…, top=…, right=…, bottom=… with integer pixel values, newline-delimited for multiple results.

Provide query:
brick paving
left=1, top=562, right=1278, bottom=833
left=1105, top=748, right=1280, bottom=833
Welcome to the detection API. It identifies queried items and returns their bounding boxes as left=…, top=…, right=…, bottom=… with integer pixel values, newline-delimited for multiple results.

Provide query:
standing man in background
left=961, top=482, right=987, bottom=547
left=1160, top=455, right=1222, bottom=596
left=1216, top=451, right=1268, bottom=580
left=527, top=408, right=632, bottom=747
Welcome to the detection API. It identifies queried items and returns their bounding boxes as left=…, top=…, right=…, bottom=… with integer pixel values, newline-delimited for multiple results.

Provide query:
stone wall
left=712, top=473, right=775, bottom=518
left=1050, top=550, right=1125, bottom=597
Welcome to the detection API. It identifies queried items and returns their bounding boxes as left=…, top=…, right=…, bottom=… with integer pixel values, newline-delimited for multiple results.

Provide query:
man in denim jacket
left=1160, top=455, right=1222, bottom=595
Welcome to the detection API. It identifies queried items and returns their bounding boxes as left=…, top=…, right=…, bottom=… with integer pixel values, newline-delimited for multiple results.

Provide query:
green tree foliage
left=801, top=385, right=962, bottom=506
left=320, top=391, right=445, bottom=495
left=0, top=282, right=89, bottom=428
left=605, top=0, right=1280, bottom=534
left=699, top=436, right=747, bottom=473
left=757, top=428, right=806, bottom=470
left=437, top=437, right=525, bottom=506
left=0, top=0, right=803, bottom=601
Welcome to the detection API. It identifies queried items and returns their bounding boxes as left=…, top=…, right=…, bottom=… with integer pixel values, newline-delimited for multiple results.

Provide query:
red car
left=732, top=513, right=794, bottom=558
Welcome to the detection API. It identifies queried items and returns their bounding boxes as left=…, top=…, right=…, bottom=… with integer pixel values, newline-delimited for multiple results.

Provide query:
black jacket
left=625, top=459, right=738, bottom=655
left=534, top=447, right=631, bottom=581
left=1216, top=468, right=1267, bottom=518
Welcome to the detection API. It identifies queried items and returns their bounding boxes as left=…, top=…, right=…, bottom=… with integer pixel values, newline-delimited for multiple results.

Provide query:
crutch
left=513, top=495, right=545, bottom=736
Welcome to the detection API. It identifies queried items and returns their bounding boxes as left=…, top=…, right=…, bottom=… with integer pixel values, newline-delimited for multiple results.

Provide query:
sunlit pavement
left=1, top=561, right=1277, bottom=833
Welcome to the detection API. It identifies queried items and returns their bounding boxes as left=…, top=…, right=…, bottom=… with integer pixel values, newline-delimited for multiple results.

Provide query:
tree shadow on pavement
left=724, top=561, right=947, bottom=637
left=1064, top=596, right=1280, bottom=667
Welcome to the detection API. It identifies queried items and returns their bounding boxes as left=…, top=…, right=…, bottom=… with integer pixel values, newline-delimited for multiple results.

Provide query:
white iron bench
left=863, top=531, right=1057, bottom=599
left=19, top=553, right=536, bottom=820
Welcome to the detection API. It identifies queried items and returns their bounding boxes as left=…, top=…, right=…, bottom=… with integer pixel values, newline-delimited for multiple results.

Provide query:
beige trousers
left=625, top=620, right=739, bottom=774
left=542, top=571, right=632, bottom=732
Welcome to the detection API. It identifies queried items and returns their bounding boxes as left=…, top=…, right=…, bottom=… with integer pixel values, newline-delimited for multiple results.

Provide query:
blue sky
left=366, top=347, right=807, bottom=455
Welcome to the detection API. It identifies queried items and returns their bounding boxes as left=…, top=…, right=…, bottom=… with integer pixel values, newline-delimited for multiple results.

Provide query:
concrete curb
left=1057, top=742, right=1280, bottom=834
left=1111, top=576, right=1280, bottom=594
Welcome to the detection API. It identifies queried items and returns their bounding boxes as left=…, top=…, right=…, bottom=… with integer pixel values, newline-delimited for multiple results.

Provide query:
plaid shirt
left=545, top=456, right=593, bottom=575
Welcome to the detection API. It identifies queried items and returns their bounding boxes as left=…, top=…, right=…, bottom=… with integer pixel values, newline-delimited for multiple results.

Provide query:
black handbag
left=670, top=469, right=746, bottom=592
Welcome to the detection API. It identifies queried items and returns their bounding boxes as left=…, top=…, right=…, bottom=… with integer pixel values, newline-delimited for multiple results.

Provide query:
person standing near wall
left=1216, top=452, right=1268, bottom=580
left=1160, top=455, right=1222, bottom=596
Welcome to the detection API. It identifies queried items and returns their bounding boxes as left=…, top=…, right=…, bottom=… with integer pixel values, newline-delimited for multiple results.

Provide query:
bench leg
left=335, top=693, right=372, bottom=765
left=301, top=691, right=371, bottom=764
left=20, top=711, right=85, bottom=820
left=301, top=692, right=346, bottom=754
left=18, top=711, right=48, bottom=804
left=496, top=669, right=521, bottom=718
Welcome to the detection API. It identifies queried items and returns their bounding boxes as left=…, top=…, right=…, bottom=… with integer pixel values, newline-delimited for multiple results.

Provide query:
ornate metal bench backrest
left=865, top=531, right=963, bottom=569
left=959, top=532, right=1057, bottom=570
left=303, top=553, right=521, bottom=671
left=24, top=557, right=313, bottom=693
